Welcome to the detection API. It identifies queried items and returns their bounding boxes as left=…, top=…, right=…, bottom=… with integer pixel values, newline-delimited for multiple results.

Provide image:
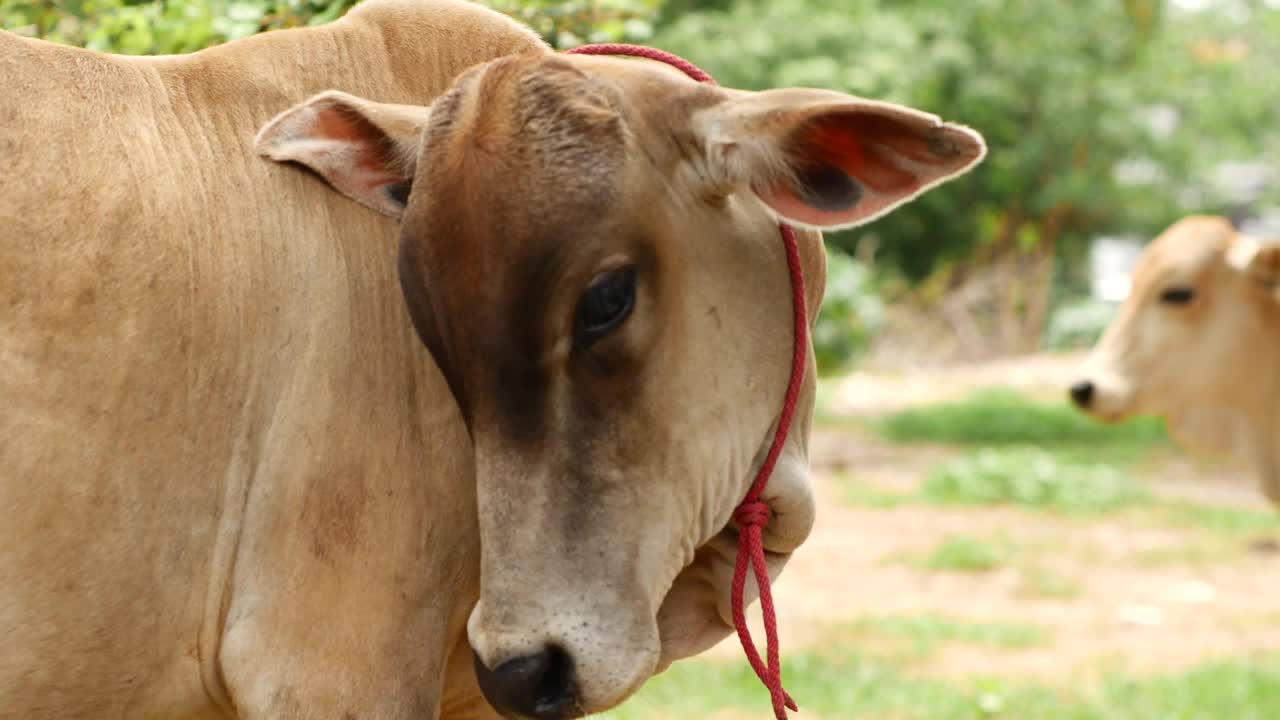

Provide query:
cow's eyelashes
left=575, top=266, right=636, bottom=346
left=1159, top=287, right=1196, bottom=305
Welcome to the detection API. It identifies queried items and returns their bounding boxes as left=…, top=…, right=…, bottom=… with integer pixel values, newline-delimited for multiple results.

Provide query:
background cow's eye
left=575, top=266, right=636, bottom=344
left=1159, top=287, right=1196, bottom=305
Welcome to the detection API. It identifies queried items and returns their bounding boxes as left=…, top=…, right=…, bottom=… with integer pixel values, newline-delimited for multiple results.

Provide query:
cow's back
left=0, top=3, right=544, bottom=716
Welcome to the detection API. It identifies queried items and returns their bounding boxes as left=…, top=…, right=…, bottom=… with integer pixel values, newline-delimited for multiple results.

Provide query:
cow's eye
left=1160, top=287, right=1196, bottom=305
left=575, top=266, right=635, bottom=344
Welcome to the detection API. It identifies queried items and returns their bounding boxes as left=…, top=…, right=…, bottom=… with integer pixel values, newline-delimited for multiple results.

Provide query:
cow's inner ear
left=255, top=91, right=431, bottom=219
left=694, top=88, right=986, bottom=231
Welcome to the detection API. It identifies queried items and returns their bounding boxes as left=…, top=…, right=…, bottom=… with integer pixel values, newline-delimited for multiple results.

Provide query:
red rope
left=567, top=43, right=806, bottom=719
left=563, top=43, right=718, bottom=85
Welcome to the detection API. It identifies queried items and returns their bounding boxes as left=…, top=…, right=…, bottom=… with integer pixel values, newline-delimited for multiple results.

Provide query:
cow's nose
left=473, top=646, right=578, bottom=720
left=1069, top=380, right=1095, bottom=409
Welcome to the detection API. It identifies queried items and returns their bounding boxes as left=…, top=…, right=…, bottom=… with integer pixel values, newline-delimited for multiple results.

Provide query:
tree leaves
left=654, top=0, right=1279, bottom=283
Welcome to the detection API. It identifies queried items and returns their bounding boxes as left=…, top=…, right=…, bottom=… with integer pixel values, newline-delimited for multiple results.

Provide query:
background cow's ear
left=255, top=91, right=430, bottom=219
left=1228, top=235, right=1280, bottom=290
left=694, top=89, right=986, bottom=230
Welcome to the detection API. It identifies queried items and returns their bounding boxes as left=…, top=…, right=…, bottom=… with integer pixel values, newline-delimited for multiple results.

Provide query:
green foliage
left=0, top=0, right=661, bottom=54
left=653, top=0, right=1280, bottom=293
left=1138, top=6, right=1280, bottom=212
left=875, top=389, right=1167, bottom=449
left=924, top=447, right=1150, bottom=514
left=0, top=0, right=358, bottom=54
left=813, top=249, right=883, bottom=375
left=1043, top=298, right=1118, bottom=351
left=923, top=534, right=1007, bottom=572
left=482, top=0, right=662, bottom=48
left=605, top=651, right=1280, bottom=719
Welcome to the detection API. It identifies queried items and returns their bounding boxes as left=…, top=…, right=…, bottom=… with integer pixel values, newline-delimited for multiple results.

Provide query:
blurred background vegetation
left=4, top=0, right=1276, bottom=372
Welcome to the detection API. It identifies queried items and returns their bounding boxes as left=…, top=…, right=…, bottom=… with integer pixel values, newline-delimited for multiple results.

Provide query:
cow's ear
left=694, top=89, right=986, bottom=230
left=1227, top=235, right=1280, bottom=289
left=255, top=91, right=430, bottom=219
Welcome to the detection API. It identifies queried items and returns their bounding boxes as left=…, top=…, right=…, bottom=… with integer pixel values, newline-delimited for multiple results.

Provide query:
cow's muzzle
left=473, top=645, right=580, bottom=720
left=1069, top=380, right=1095, bottom=409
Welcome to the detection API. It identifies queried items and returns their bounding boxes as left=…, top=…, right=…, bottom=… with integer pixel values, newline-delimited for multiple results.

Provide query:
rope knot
left=734, top=501, right=771, bottom=529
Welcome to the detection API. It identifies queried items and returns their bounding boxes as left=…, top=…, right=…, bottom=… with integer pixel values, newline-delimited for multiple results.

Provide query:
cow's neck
left=1251, top=341, right=1280, bottom=504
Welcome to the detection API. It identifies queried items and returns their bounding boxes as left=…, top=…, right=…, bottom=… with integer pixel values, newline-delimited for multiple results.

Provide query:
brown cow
left=1070, top=215, right=1280, bottom=505
left=0, top=0, right=985, bottom=717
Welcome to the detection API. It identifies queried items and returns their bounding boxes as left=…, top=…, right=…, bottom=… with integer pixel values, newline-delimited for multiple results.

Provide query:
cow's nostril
left=474, top=646, right=579, bottom=720
left=1069, top=380, right=1096, bottom=409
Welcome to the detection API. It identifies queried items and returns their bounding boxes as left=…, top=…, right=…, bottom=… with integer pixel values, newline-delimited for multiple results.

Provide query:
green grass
left=1117, top=501, right=1280, bottom=566
left=1158, top=500, right=1280, bottom=536
left=601, top=651, right=1280, bottom=720
left=835, top=474, right=916, bottom=508
left=849, top=614, right=1048, bottom=660
left=923, top=534, right=1008, bottom=572
left=874, top=389, right=1167, bottom=456
left=922, top=447, right=1150, bottom=514
left=825, top=390, right=1168, bottom=516
left=833, top=448, right=1150, bottom=515
left=1127, top=541, right=1234, bottom=568
left=1015, top=565, right=1083, bottom=601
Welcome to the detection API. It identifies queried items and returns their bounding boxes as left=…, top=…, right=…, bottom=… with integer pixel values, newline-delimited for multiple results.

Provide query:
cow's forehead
left=414, top=56, right=629, bottom=280
left=1132, top=216, right=1235, bottom=287
left=411, top=51, right=732, bottom=315
left=403, top=52, right=708, bottom=434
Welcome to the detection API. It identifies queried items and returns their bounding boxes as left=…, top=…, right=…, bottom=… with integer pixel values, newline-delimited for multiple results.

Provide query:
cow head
left=1070, top=215, right=1280, bottom=503
left=256, top=51, right=984, bottom=718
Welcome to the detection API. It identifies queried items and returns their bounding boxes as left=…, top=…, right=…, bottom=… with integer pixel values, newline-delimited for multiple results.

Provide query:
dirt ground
left=701, top=353, right=1280, bottom=683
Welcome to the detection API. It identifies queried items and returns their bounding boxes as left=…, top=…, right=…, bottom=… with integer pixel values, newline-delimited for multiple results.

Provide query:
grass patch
left=1122, top=500, right=1280, bottom=566
left=834, top=473, right=916, bottom=508
left=924, top=534, right=1007, bottom=572
left=1015, top=565, right=1083, bottom=601
left=601, top=651, right=1280, bottom=720
left=833, top=448, right=1149, bottom=515
left=875, top=389, right=1166, bottom=455
left=923, top=447, right=1149, bottom=514
left=849, top=614, right=1048, bottom=661
left=1158, top=500, right=1280, bottom=536
left=1128, top=541, right=1233, bottom=568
